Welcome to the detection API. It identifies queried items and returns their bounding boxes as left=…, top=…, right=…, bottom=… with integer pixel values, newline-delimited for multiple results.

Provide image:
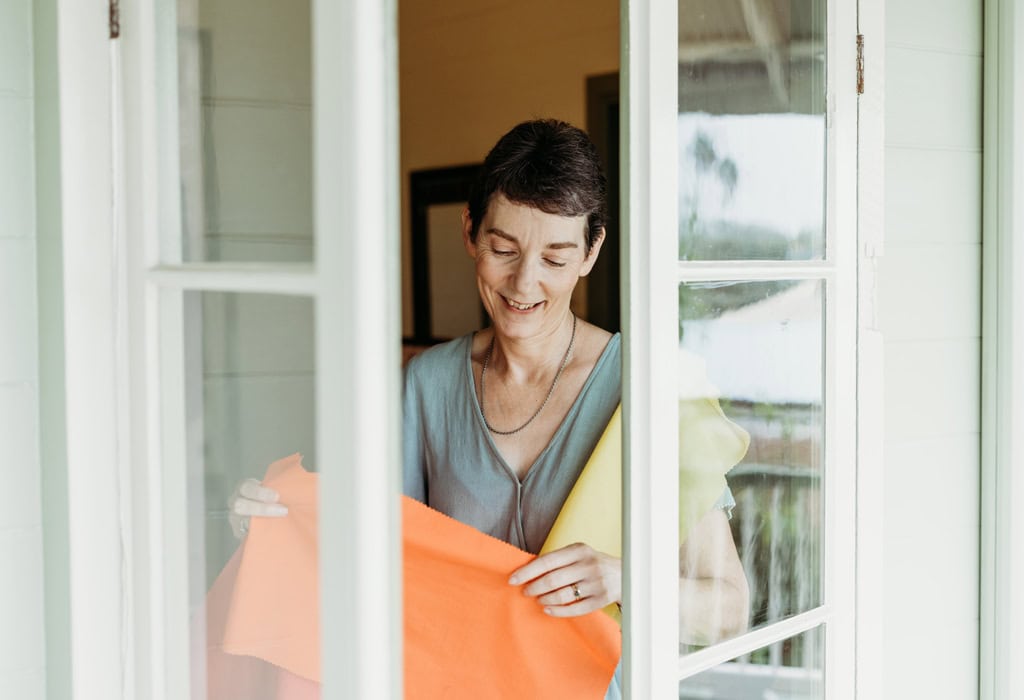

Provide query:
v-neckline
left=464, top=332, right=620, bottom=485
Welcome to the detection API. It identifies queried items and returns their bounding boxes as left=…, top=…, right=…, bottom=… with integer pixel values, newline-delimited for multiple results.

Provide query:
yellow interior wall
left=399, top=0, right=620, bottom=336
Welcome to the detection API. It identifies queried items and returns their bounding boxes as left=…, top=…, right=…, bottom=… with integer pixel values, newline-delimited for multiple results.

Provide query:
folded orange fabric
left=403, top=490, right=621, bottom=699
left=201, top=455, right=320, bottom=700
left=201, top=454, right=620, bottom=699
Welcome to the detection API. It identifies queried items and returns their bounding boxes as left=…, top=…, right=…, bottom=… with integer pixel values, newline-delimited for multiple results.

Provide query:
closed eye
left=544, top=259, right=567, bottom=268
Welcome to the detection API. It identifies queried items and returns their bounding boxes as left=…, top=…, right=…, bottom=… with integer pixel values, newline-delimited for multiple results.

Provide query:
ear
left=578, top=227, right=606, bottom=277
left=462, top=208, right=477, bottom=258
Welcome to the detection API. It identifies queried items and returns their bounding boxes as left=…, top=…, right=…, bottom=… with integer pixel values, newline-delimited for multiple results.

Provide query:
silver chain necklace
left=480, top=314, right=577, bottom=436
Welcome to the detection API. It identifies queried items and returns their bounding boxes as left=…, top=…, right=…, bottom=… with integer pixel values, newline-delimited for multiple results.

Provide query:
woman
left=232, top=119, right=749, bottom=696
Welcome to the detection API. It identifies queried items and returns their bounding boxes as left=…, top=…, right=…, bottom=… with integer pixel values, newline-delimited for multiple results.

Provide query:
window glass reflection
left=186, top=291, right=317, bottom=699
left=177, top=0, right=313, bottom=263
left=680, top=625, right=825, bottom=699
left=679, top=280, right=823, bottom=649
left=678, top=0, right=826, bottom=260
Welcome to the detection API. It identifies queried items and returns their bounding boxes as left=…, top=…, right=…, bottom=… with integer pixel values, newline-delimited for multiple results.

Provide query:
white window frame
left=981, top=0, right=1024, bottom=698
left=120, top=0, right=402, bottom=697
left=622, top=0, right=871, bottom=695
left=55, top=2, right=128, bottom=696
left=854, top=0, right=887, bottom=697
left=56, top=0, right=885, bottom=696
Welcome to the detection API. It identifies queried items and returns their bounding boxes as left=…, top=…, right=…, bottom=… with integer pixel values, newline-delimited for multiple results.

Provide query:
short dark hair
left=467, top=119, right=607, bottom=254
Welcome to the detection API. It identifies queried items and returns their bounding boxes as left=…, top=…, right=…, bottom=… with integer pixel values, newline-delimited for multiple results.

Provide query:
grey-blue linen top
left=403, top=331, right=735, bottom=700
left=403, top=332, right=622, bottom=554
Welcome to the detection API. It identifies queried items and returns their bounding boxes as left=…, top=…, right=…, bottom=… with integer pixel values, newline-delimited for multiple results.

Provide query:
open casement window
left=119, top=0, right=402, bottom=697
left=104, top=0, right=870, bottom=696
left=621, top=0, right=860, bottom=696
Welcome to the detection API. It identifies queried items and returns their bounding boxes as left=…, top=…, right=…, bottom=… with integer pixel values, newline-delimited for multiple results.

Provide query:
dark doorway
left=586, top=73, right=621, bottom=334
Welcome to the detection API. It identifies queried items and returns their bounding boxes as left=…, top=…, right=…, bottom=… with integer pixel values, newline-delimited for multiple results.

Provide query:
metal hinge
left=856, top=34, right=865, bottom=94
left=109, top=0, right=120, bottom=39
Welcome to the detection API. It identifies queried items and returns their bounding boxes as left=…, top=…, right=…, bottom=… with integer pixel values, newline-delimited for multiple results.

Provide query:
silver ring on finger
left=571, top=582, right=582, bottom=601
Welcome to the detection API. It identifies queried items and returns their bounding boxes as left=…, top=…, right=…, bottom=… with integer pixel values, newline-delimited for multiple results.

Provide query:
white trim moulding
left=982, top=0, right=1024, bottom=698
left=145, top=263, right=317, bottom=295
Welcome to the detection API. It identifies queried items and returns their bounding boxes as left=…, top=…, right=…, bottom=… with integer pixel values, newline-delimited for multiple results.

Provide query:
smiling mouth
left=502, top=295, right=542, bottom=311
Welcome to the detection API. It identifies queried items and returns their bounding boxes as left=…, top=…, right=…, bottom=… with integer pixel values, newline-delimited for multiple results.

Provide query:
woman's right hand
left=228, top=478, right=288, bottom=539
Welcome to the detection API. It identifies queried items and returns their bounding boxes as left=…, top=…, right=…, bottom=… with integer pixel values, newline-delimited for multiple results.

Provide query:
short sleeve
left=402, top=359, right=427, bottom=503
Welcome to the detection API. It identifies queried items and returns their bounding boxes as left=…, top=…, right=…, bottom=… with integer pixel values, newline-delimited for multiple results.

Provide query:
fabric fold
left=200, top=454, right=621, bottom=699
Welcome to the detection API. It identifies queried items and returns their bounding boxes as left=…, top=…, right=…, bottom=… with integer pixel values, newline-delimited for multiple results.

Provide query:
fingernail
left=544, top=608, right=553, bottom=615
left=508, top=574, right=520, bottom=585
left=270, top=505, right=288, bottom=516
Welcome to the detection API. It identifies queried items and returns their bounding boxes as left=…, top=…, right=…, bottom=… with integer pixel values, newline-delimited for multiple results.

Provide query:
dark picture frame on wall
left=409, top=163, right=486, bottom=346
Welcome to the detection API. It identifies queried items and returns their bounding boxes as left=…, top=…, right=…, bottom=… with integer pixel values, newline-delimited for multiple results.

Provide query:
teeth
left=506, top=297, right=538, bottom=311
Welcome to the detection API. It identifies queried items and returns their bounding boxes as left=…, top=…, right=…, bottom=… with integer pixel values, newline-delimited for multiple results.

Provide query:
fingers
left=536, top=578, right=613, bottom=618
left=239, top=478, right=281, bottom=504
left=231, top=498, right=288, bottom=518
left=522, top=563, right=588, bottom=600
left=535, top=578, right=588, bottom=607
left=229, top=478, right=287, bottom=518
left=508, top=543, right=622, bottom=617
left=226, top=477, right=287, bottom=540
left=508, top=542, right=588, bottom=585
left=542, top=594, right=609, bottom=618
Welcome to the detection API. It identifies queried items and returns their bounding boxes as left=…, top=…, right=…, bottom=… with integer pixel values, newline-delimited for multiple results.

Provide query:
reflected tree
left=682, top=130, right=739, bottom=261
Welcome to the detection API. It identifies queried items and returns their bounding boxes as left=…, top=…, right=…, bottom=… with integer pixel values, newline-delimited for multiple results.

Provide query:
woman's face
left=463, top=194, right=603, bottom=343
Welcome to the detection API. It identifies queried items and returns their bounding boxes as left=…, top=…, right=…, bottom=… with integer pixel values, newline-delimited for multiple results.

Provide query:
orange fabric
left=202, top=454, right=620, bottom=699
left=403, top=493, right=621, bottom=699
left=201, top=454, right=320, bottom=700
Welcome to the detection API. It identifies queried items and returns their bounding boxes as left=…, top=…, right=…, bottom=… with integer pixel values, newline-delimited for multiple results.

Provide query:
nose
left=510, top=257, right=539, bottom=296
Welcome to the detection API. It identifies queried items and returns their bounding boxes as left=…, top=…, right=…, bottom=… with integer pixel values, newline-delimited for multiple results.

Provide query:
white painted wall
left=0, top=0, right=46, bottom=698
left=881, top=0, right=982, bottom=697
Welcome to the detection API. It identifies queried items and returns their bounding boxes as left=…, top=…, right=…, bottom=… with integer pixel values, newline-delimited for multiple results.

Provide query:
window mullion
left=145, top=263, right=317, bottom=295
left=824, top=0, right=860, bottom=695
left=678, top=608, right=830, bottom=680
left=622, top=0, right=680, bottom=696
left=314, top=0, right=402, bottom=698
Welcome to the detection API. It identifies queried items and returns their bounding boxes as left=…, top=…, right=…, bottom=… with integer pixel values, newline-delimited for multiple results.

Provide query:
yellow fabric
left=677, top=396, right=750, bottom=534
left=540, top=407, right=624, bottom=621
left=540, top=398, right=750, bottom=622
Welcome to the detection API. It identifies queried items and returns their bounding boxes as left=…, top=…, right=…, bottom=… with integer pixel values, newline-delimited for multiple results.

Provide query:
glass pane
left=185, top=291, right=318, bottom=698
left=680, top=626, right=825, bottom=698
left=678, top=0, right=826, bottom=260
left=177, top=1, right=313, bottom=262
left=678, top=280, right=823, bottom=647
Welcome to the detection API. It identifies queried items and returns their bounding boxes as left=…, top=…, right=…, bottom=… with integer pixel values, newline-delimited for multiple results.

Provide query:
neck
left=489, top=312, right=576, bottom=384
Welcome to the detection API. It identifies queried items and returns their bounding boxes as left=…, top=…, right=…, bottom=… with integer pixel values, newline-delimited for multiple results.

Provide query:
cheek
left=543, top=268, right=582, bottom=294
left=474, top=258, right=507, bottom=288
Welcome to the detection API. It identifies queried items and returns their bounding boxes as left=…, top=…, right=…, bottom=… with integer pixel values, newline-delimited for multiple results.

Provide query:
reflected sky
left=679, top=113, right=825, bottom=246
left=680, top=280, right=822, bottom=404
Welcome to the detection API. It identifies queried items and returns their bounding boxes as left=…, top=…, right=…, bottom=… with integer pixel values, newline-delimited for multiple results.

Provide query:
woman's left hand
left=508, top=543, right=621, bottom=617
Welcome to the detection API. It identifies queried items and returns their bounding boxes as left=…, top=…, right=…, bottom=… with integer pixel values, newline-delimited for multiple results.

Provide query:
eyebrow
left=485, top=227, right=579, bottom=250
